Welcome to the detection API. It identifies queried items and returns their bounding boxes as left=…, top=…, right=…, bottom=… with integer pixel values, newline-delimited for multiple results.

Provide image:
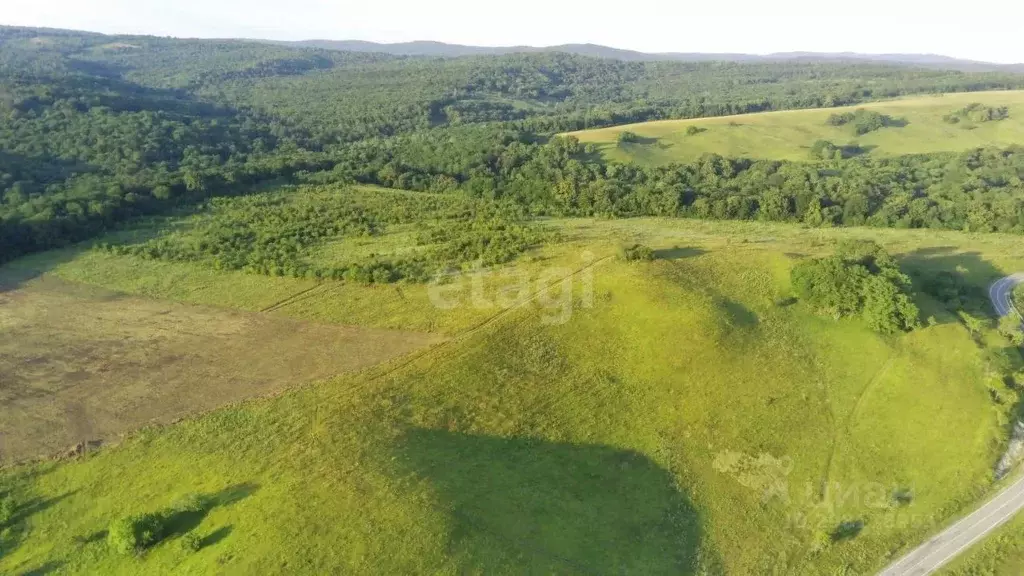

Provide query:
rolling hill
left=2, top=193, right=1023, bottom=574
left=2, top=24, right=1024, bottom=576
left=567, top=90, right=1024, bottom=165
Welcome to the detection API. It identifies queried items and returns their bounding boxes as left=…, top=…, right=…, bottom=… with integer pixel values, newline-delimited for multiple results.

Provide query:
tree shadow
left=630, top=135, right=660, bottom=145
left=653, top=246, right=707, bottom=260
left=831, top=519, right=865, bottom=543
left=17, top=561, right=63, bottom=576
left=160, top=483, right=258, bottom=541
left=2, top=491, right=78, bottom=530
left=0, top=491, right=78, bottom=562
left=54, top=483, right=255, bottom=558
left=0, top=242, right=98, bottom=295
left=721, top=299, right=760, bottom=328
left=392, top=428, right=704, bottom=574
left=898, top=247, right=1010, bottom=324
left=840, top=144, right=877, bottom=158
left=198, top=525, right=234, bottom=549
left=73, top=530, right=108, bottom=544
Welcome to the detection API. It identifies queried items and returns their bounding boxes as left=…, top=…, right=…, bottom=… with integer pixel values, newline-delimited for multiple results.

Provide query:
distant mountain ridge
left=283, top=39, right=1024, bottom=71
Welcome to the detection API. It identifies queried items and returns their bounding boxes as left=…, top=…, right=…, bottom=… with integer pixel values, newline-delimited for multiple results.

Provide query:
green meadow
left=567, top=91, right=1024, bottom=166
left=2, top=202, right=1024, bottom=574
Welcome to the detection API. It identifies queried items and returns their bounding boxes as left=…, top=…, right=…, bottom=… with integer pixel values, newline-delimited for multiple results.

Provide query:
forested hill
left=285, top=39, right=1024, bottom=72
left=3, top=25, right=1024, bottom=266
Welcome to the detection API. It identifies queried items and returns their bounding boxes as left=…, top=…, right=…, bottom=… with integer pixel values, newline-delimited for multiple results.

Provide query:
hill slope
left=1, top=201, right=1023, bottom=574
left=568, top=90, right=1024, bottom=165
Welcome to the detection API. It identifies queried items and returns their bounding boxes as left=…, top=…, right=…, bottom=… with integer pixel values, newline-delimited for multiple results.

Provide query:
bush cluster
left=621, top=244, right=655, bottom=262
left=792, top=241, right=920, bottom=334
left=826, top=109, right=905, bottom=135
left=943, top=103, right=1010, bottom=124
left=107, top=512, right=165, bottom=556
left=617, top=131, right=639, bottom=144
left=107, top=494, right=211, bottom=556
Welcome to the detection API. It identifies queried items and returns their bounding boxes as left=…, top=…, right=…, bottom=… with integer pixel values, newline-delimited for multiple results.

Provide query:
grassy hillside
left=567, top=91, right=1024, bottom=165
left=1, top=208, right=1023, bottom=574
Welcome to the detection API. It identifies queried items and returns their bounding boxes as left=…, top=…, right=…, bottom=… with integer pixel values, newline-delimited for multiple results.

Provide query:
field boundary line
left=260, top=283, right=328, bottom=313
left=354, top=255, right=614, bottom=387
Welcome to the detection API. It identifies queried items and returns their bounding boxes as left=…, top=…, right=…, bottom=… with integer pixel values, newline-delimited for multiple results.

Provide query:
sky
left=2, top=0, right=1023, bottom=63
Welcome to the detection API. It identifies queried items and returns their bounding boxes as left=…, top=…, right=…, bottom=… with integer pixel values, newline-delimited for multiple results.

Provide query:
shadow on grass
left=831, top=519, right=865, bottom=542
left=721, top=299, right=760, bottom=328
left=841, top=144, right=877, bottom=158
left=199, top=525, right=234, bottom=548
left=17, top=561, right=63, bottom=576
left=0, top=491, right=78, bottom=564
left=653, top=247, right=706, bottom=260
left=624, top=135, right=660, bottom=145
left=161, top=483, right=257, bottom=542
left=0, top=246, right=85, bottom=295
left=4, top=492, right=78, bottom=527
left=392, top=428, right=704, bottom=574
left=899, top=247, right=1009, bottom=324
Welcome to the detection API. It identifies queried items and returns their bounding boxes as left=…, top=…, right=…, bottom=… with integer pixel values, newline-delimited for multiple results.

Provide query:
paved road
left=877, top=274, right=1024, bottom=576
left=990, top=273, right=1024, bottom=319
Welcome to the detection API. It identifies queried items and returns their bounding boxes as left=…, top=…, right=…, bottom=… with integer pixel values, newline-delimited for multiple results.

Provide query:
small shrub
left=0, top=497, right=14, bottom=526
left=998, top=313, right=1024, bottom=346
left=959, top=310, right=988, bottom=337
left=810, top=140, right=842, bottom=161
left=107, top=513, right=165, bottom=555
left=179, top=532, right=203, bottom=552
left=893, top=488, right=914, bottom=507
left=617, top=131, right=639, bottom=144
left=811, top=529, right=832, bottom=551
left=173, top=493, right=209, bottom=514
left=685, top=125, right=705, bottom=136
left=621, top=244, right=655, bottom=262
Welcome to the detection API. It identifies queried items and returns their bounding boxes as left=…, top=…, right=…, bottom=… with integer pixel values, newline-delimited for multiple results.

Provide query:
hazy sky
left=3, top=0, right=1023, bottom=63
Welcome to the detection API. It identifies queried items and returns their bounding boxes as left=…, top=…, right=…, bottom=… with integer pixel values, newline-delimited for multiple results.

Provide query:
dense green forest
left=3, top=25, right=1024, bottom=265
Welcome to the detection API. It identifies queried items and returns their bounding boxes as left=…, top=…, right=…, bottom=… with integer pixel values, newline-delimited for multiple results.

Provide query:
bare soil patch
left=0, top=276, right=443, bottom=462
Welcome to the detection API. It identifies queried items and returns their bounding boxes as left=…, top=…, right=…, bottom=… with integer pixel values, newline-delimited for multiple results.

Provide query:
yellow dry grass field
left=0, top=276, right=443, bottom=463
